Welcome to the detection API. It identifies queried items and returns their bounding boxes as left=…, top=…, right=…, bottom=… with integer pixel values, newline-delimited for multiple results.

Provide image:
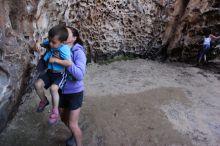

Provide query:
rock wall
left=0, top=0, right=37, bottom=132
left=33, top=0, right=164, bottom=62
left=0, top=0, right=220, bottom=132
left=160, top=0, right=220, bottom=61
left=34, top=0, right=220, bottom=61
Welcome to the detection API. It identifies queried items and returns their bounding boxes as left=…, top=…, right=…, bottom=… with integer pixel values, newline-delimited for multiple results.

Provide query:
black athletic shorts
left=59, top=90, right=84, bottom=110
left=38, top=71, right=67, bottom=89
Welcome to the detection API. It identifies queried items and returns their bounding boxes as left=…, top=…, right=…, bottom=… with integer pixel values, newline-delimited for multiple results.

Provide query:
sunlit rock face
left=0, top=0, right=37, bottom=132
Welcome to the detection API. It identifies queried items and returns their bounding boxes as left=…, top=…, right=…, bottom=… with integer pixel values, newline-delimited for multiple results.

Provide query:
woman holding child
left=35, top=25, right=86, bottom=146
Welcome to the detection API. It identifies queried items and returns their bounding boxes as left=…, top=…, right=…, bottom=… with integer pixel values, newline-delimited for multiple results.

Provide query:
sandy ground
left=0, top=59, right=220, bottom=146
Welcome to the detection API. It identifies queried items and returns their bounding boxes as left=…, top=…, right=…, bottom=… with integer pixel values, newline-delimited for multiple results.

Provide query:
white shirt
left=204, top=37, right=211, bottom=45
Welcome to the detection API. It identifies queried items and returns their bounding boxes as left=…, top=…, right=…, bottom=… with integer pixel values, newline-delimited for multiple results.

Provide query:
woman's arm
left=67, top=49, right=86, bottom=81
left=56, top=58, right=72, bottom=67
left=49, top=57, right=72, bottom=67
left=49, top=51, right=73, bottom=67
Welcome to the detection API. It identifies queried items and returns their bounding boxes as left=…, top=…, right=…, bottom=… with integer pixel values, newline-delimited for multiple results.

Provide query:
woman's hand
left=49, top=57, right=57, bottom=63
left=49, top=51, right=73, bottom=66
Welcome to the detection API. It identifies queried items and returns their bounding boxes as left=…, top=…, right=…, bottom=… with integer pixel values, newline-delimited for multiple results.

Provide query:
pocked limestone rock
left=0, top=0, right=220, bottom=132
left=33, top=0, right=161, bottom=62
left=33, top=0, right=220, bottom=61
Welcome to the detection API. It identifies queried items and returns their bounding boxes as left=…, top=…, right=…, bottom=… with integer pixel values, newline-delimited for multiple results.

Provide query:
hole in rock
left=0, top=49, right=3, bottom=61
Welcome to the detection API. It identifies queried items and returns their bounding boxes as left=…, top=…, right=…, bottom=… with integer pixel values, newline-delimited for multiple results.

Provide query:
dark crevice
left=180, top=0, right=190, bottom=16
left=212, top=0, right=220, bottom=8
left=9, top=10, right=18, bottom=30
left=0, top=49, right=4, bottom=61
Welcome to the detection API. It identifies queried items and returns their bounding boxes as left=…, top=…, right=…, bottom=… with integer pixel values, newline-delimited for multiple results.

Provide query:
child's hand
left=34, top=40, right=42, bottom=53
left=49, top=57, right=57, bottom=63
left=53, top=51, right=60, bottom=58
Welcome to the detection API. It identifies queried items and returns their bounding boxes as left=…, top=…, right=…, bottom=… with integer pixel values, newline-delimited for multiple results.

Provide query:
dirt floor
left=0, top=59, right=220, bottom=146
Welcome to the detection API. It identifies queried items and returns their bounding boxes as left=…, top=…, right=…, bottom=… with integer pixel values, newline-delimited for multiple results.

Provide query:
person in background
left=198, top=34, right=220, bottom=63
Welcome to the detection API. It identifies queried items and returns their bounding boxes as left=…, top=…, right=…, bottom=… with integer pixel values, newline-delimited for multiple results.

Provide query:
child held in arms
left=34, top=25, right=72, bottom=124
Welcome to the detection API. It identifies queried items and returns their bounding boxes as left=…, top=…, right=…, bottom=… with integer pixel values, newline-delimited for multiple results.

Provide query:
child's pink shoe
left=48, top=109, right=59, bottom=125
left=36, top=98, right=49, bottom=112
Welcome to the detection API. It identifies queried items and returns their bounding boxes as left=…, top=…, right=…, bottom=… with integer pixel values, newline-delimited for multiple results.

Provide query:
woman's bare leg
left=69, top=108, right=82, bottom=146
left=59, top=108, right=69, bottom=126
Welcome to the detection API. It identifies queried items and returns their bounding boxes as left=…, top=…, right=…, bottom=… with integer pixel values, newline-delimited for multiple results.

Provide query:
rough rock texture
left=34, top=0, right=220, bottom=61
left=0, top=0, right=220, bottom=132
left=33, top=0, right=164, bottom=62
left=0, top=0, right=37, bottom=132
left=160, top=0, right=220, bottom=61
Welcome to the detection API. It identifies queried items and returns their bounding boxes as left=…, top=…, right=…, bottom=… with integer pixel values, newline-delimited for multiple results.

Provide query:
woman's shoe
left=66, top=135, right=76, bottom=146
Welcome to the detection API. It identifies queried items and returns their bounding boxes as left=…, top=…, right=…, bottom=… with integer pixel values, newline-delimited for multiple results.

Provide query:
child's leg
left=48, top=72, right=67, bottom=124
left=50, top=72, right=67, bottom=109
left=50, top=84, right=60, bottom=110
left=34, top=79, right=46, bottom=101
left=35, top=73, right=51, bottom=112
left=199, top=48, right=205, bottom=63
left=48, top=84, right=60, bottom=124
